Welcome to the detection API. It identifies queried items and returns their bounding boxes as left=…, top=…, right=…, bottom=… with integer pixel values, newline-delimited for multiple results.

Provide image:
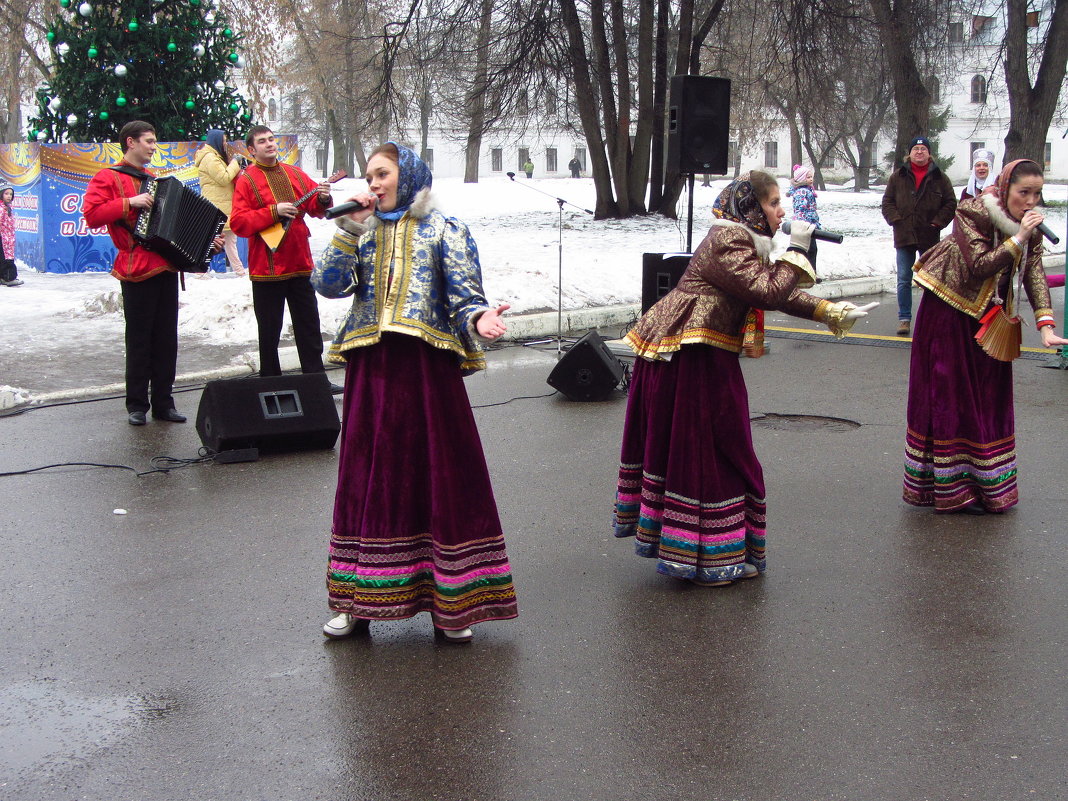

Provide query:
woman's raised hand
left=346, top=192, right=377, bottom=223
left=476, top=304, right=511, bottom=340
left=1020, top=209, right=1045, bottom=238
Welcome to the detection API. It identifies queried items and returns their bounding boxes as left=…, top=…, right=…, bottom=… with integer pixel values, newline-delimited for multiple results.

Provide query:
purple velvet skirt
left=327, top=334, right=518, bottom=629
left=614, top=344, right=767, bottom=582
left=903, top=290, right=1018, bottom=512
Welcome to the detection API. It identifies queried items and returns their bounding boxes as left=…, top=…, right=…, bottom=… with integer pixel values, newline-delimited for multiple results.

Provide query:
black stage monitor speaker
left=642, top=252, right=692, bottom=314
left=546, top=331, right=625, bottom=402
left=196, top=373, right=341, bottom=453
left=667, top=75, right=731, bottom=175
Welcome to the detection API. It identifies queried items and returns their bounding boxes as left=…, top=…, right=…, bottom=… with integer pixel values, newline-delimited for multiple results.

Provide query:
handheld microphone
left=1037, top=221, right=1060, bottom=245
left=781, top=220, right=845, bottom=244
left=325, top=199, right=373, bottom=220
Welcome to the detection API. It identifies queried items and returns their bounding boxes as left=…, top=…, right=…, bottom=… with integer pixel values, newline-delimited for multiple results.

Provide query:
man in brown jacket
left=881, top=136, right=957, bottom=335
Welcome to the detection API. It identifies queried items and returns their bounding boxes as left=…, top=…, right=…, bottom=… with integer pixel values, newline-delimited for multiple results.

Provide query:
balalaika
left=133, top=176, right=227, bottom=272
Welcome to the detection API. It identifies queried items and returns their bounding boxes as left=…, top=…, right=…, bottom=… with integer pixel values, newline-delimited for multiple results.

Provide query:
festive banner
left=0, top=137, right=299, bottom=273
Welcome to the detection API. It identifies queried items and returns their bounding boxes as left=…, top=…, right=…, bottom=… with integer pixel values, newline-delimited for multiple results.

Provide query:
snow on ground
left=3, top=176, right=1066, bottom=367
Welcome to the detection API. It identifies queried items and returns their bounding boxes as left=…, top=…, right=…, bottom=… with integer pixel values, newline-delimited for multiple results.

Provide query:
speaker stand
left=504, top=172, right=594, bottom=357
left=686, top=173, right=696, bottom=253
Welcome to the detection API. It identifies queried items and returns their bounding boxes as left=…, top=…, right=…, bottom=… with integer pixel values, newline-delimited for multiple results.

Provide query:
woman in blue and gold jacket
left=311, top=142, right=518, bottom=645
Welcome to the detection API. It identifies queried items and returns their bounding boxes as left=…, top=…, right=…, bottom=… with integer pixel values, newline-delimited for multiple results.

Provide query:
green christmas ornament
left=223, top=28, right=233, bottom=38
left=46, top=30, right=56, bottom=42
left=87, top=45, right=98, bottom=58
left=241, top=113, right=251, bottom=122
left=177, top=127, right=185, bottom=135
left=99, top=110, right=109, bottom=121
left=127, top=18, right=138, bottom=32
left=227, top=52, right=238, bottom=63
left=116, top=94, right=127, bottom=107
left=59, top=0, right=71, bottom=7
left=190, top=0, right=200, bottom=5
left=184, top=98, right=195, bottom=110
left=167, top=39, right=177, bottom=52
left=228, top=102, right=239, bottom=112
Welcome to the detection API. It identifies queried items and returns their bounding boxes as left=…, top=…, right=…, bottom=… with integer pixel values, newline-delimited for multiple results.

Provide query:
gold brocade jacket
left=626, top=219, right=829, bottom=360
left=311, top=190, right=491, bottom=374
left=912, top=193, right=1052, bottom=323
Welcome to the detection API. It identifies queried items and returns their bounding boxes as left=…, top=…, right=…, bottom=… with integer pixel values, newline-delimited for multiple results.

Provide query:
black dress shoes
left=128, top=411, right=147, bottom=426
left=152, top=408, right=187, bottom=423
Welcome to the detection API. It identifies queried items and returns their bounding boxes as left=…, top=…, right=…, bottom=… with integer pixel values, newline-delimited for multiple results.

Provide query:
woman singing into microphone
left=904, top=159, right=1067, bottom=514
left=311, top=142, right=517, bottom=643
left=614, top=171, right=874, bottom=587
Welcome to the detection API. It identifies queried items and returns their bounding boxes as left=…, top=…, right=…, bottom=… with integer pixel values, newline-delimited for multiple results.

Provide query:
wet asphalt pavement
left=1, top=294, right=1066, bottom=801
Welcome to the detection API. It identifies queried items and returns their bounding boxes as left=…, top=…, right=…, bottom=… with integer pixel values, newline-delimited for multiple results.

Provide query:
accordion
left=134, top=176, right=227, bottom=272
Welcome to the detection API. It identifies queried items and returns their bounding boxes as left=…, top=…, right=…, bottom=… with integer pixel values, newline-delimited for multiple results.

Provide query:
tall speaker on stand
left=666, top=75, right=731, bottom=252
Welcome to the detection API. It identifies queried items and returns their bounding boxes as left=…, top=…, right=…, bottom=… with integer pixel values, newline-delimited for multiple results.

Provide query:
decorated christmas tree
left=28, top=0, right=250, bottom=142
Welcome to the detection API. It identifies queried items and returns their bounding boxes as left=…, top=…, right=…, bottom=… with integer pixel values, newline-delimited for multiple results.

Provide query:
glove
left=825, top=301, right=879, bottom=338
left=788, top=219, right=815, bottom=252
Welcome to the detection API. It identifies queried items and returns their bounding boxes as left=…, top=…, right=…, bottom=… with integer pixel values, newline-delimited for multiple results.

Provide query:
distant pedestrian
left=568, top=156, right=581, bottom=178
left=903, top=159, right=1067, bottom=514
left=313, top=142, right=518, bottom=644
left=194, top=129, right=247, bottom=276
left=786, top=164, right=821, bottom=272
left=0, top=184, right=23, bottom=287
left=880, top=136, right=956, bottom=336
left=614, top=171, right=875, bottom=587
left=523, top=159, right=534, bottom=179
left=960, top=148, right=995, bottom=201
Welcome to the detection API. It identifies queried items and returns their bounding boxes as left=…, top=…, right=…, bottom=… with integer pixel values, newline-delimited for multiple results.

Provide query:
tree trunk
left=656, top=0, right=695, bottom=217
left=869, top=0, right=931, bottom=164
left=1003, top=0, right=1068, bottom=162
left=647, top=0, right=670, bottom=210
left=628, top=0, right=654, bottom=213
left=559, top=0, right=618, bottom=218
left=464, top=0, right=493, bottom=183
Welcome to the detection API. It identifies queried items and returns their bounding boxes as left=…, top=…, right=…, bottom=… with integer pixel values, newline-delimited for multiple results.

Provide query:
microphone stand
left=505, top=171, right=595, bottom=356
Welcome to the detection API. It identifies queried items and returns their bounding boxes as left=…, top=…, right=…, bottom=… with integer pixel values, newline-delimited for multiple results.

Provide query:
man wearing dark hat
left=881, top=136, right=956, bottom=336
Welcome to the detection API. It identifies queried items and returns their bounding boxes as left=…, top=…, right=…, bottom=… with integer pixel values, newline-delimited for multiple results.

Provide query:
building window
left=517, top=91, right=528, bottom=115
left=927, top=75, right=940, bottom=104
left=969, top=142, right=986, bottom=160
left=546, top=147, right=557, bottom=172
left=491, top=148, right=502, bottom=172
left=949, top=21, right=964, bottom=43
left=574, top=146, right=586, bottom=170
left=1044, top=142, right=1052, bottom=171
left=970, top=75, right=987, bottom=104
left=764, top=141, right=778, bottom=169
left=518, top=147, right=530, bottom=170
left=315, top=148, right=326, bottom=172
left=268, top=98, right=278, bottom=121
left=546, top=91, right=557, bottom=116
left=972, top=15, right=994, bottom=39
left=1027, top=11, right=1040, bottom=27
left=821, top=152, right=835, bottom=169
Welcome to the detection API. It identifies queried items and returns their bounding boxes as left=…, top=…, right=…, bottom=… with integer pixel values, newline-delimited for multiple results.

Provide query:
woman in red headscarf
left=904, top=159, right=1068, bottom=514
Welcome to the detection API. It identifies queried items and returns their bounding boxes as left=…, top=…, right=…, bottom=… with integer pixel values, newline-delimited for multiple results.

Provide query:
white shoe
left=438, top=626, right=473, bottom=643
left=323, top=612, right=366, bottom=638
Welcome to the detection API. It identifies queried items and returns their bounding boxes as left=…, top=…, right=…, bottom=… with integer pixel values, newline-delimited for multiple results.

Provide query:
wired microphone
left=781, top=220, right=845, bottom=244
left=325, top=198, right=375, bottom=220
left=1037, top=221, right=1061, bottom=244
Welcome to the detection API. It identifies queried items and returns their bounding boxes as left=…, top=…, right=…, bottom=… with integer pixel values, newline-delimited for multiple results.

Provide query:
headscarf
left=712, top=172, right=772, bottom=237
left=965, top=148, right=995, bottom=198
left=790, top=164, right=813, bottom=188
left=375, top=141, right=433, bottom=222
left=205, top=129, right=228, bottom=162
left=985, top=158, right=1042, bottom=220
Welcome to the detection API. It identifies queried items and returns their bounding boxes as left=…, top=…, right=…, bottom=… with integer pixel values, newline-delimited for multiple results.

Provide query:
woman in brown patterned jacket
left=613, top=171, right=874, bottom=587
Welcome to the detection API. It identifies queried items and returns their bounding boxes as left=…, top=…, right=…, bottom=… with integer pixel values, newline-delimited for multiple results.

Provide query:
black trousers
left=121, top=271, right=179, bottom=413
left=251, top=276, right=325, bottom=377
left=0, top=237, right=17, bottom=282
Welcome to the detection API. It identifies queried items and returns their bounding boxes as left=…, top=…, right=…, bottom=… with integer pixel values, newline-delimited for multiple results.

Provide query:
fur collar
left=335, top=186, right=436, bottom=236
left=981, top=191, right=1022, bottom=238
left=710, top=217, right=773, bottom=261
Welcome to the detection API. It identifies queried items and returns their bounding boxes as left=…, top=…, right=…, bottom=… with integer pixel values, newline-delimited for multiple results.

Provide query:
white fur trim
left=335, top=216, right=370, bottom=237
left=710, top=218, right=773, bottom=261
left=981, top=191, right=1021, bottom=238
left=408, top=187, right=434, bottom=220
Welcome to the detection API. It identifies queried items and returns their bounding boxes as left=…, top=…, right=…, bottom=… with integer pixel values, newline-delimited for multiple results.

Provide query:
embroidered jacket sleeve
left=312, top=226, right=362, bottom=299
left=228, top=170, right=278, bottom=236
left=952, top=200, right=1022, bottom=282
left=83, top=169, right=134, bottom=232
left=440, top=218, right=491, bottom=338
left=1021, top=231, right=1053, bottom=321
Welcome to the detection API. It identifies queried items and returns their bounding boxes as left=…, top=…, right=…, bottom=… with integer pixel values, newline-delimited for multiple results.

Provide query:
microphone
left=325, top=199, right=374, bottom=220
left=1037, top=221, right=1060, bottom=245
left=781, top=220, right=844, bottom=244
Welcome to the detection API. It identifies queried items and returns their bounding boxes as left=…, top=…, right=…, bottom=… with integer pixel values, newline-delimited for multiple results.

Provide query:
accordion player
left=133, top=176, right=227, bottom=272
